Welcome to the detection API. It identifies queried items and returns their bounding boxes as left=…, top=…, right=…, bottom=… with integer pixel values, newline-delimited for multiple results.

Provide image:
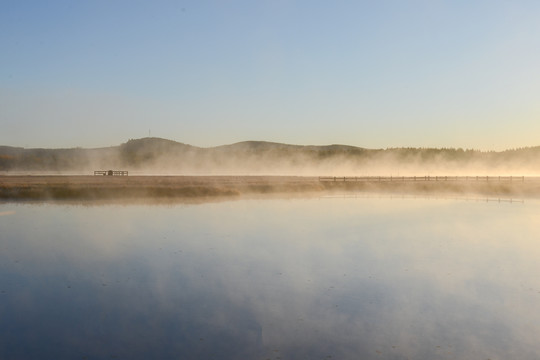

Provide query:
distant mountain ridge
left=1, top=137, right=539, bottom=175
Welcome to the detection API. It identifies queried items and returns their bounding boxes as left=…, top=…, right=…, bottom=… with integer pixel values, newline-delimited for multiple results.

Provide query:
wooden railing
left=318, top=176, right=525, bottom=182
left=94, top=170, right=129, bottom=176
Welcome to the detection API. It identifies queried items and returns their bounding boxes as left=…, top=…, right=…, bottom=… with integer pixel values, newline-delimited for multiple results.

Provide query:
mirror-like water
left=1, top=197, right=540, bottom=359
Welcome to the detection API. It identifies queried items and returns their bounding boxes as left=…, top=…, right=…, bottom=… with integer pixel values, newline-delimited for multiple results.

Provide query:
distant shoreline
left=0, top=175, right=322, bottom=201
left=2, top=138, right=540, bottom=179
left=2, top=175, right=540, bottom=202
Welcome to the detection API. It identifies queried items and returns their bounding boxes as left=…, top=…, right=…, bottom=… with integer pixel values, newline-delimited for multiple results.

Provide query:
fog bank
left=1, top=138, right=540, bottom=176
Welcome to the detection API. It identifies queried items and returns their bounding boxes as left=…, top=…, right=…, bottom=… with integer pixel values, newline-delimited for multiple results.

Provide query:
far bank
left=2, top=175, right=540, bottom=202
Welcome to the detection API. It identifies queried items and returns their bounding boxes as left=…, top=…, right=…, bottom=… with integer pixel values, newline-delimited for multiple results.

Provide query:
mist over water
left=2, top=138, right=540, bottom=176
left=1, top=198, right=540, bottom=359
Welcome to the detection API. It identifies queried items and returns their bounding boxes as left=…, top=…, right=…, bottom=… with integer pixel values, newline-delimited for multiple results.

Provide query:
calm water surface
left=1, top=197, right=540, bottom=359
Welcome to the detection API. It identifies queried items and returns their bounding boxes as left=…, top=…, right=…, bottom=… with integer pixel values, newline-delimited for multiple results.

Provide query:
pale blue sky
left=1, top=0, right=539, bottom=150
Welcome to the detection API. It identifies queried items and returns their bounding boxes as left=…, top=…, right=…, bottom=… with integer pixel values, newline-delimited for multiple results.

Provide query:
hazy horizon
left=2, top=137, right=540, bottom=177
left=2, top=136, right=540, bottom=153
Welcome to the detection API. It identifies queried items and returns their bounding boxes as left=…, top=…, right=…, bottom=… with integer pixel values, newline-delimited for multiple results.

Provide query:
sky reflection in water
left=1, top=198, right=540, bottom=359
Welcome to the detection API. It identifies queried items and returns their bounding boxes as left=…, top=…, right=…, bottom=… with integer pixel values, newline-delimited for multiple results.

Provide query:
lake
left=1, top=196, right=540, bottom=359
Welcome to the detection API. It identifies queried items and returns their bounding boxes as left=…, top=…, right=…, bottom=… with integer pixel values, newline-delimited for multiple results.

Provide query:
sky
left=1, top=0, right=540, bottom=150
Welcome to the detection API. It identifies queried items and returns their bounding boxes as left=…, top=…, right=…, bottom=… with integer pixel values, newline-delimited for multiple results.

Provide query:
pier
left=94, top=170, right=129, bottom=176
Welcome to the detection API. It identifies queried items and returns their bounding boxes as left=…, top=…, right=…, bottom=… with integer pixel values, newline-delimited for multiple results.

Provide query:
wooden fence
left=318, top=176, right=525, bottom=182
left=94, top=170, right=129, bottom=176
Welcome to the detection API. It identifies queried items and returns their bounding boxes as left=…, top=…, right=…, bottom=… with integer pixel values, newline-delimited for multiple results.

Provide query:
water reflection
left=1, top=198, right=540, bottom=359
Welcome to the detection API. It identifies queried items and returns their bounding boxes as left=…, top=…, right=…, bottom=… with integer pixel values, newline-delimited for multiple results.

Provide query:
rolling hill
left=1, top=138, right=539, bottom=175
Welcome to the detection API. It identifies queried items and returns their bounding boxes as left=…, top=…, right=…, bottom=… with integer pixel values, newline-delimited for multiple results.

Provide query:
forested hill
left=1, top=138, right=539, bottom=175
